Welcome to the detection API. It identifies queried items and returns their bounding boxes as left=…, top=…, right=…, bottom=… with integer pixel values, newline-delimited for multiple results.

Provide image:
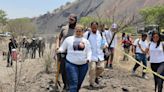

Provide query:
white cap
left=23, top=36, right=26, bottom=38
left=111, top=23, right=118, bottom=29
left=38, top=37, right=43, bottom=40
left=32, top=38, right=36, bottom=40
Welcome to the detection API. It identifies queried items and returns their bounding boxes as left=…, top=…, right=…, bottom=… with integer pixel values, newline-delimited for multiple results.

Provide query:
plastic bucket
left=11, top=49, right=17, bottom=61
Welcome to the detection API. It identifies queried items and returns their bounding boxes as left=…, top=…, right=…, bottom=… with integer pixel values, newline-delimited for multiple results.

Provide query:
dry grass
left=43, top=51, right=54, bottom=74
left=0, top=83, right=3, bottom=92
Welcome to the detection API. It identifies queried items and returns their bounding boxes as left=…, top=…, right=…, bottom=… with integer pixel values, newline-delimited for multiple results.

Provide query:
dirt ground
left=0, top=40, right=161, bottom=92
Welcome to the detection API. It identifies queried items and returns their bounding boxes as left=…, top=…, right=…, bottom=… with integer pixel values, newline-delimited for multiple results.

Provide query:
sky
left=0, top=0, right=75, bottom=19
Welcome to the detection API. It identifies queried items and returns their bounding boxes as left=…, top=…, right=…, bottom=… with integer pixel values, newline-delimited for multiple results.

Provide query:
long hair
left=151, top=31, right=161, bottom=48
left=127, top=35, right=130, bottom=41
left=122, top=33, right=126, bottom=40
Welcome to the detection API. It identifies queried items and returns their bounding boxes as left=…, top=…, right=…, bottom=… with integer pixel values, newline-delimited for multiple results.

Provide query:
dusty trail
left=0, top=43, right=159, bottom=92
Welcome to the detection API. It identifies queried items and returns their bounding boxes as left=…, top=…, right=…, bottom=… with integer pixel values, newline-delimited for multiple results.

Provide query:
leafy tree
left=0, top=10, right=7, bottom=32
left=0, top=10, right=7, bottom=25
left=6, top=18, right=37, bottom=36
left=122, top=26, right=136, bottom=34
left=79, top=16, right=111, bottom=28
left=140, top=6, right=164, bottom=28
left=79, top=17, right=95, bottom=27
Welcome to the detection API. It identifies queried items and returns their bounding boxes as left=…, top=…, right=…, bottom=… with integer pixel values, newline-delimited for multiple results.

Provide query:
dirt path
left=0, top=43, right=159, bottom=92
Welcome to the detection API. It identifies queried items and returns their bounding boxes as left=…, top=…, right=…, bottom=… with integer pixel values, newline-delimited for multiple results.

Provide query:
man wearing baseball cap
left=104, top=23, right=118, bottom=69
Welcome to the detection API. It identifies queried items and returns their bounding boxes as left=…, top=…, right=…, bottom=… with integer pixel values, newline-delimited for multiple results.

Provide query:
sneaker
left=105, top=65, right=109, bottom=68
left=95, top=77, right=99, bottom=84
left=6, top=64, right=9, bottom=67
left=109, top=64, right=113, bottom=69
left=142, top=75, right=148, bottom=79
left=11, top=62, right=13, bottom=66
left=131, top=70, right=136, bottom=76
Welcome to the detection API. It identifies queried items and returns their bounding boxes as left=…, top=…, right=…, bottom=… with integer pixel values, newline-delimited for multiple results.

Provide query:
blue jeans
left=133, top=53, right=147, bottom=75
left=65, top=59, right=88, bottom=92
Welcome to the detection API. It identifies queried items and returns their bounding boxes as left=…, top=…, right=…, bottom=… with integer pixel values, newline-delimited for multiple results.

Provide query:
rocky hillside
left=33, top=0, right=164, bottom=34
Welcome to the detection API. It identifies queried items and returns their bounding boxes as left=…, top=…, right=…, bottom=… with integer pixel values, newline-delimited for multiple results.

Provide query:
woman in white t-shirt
left=146, top=32, right=164, bottom=92
left=58, top=24, right=92, bottom=92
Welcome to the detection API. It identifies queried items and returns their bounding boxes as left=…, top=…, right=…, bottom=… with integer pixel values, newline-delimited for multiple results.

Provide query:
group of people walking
left=131, top=32, right=164, bottom=92
left=6, top=36, right=45, bottom=67
left=56, top=14, right=119, bottom=92
left=4, top=13, right=163, bottom=92
left=121, top=31, right=164, bottom=92
left=56, top=13, right=164, bottom=92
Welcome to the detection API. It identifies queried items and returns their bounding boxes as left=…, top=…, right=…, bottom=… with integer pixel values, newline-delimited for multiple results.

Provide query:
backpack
left=123, top=38, right=132, bottom=48
left=87, top=31, right=103, bottom=39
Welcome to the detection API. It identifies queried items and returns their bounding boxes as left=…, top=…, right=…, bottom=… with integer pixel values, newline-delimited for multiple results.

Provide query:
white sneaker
left=131, top=70, right=136, bottom=76
left=142, top=75, right=149, bottom=79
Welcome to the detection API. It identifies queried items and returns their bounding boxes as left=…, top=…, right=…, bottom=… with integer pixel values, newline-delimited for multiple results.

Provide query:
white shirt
left=84, top=30, right=108, bottom=62
left=59, top=36, right=92, bottom=65
left=101, top=31, right=106, bottom=37
left=149, top=42, right=164, bottom=63
left=133, top=38, right=149, bottom=53
left=104, top=30, right=117, bottom=48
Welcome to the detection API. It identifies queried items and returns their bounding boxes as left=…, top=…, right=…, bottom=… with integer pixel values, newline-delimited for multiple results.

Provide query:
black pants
left=7, top=51, right=13, bottom=66
left=31, top=48, right=36, bottom=59
left=151, top=62, right=164, bottom=92
left=38, top=48, right=44, bottom=58
left=59, top=54, right=68, bottom=89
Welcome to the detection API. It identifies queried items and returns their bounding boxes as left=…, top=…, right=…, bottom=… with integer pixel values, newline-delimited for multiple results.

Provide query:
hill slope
left=33, top=0, right=164, bottom=34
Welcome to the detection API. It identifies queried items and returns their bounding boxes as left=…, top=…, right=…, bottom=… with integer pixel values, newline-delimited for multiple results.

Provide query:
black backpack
left=87, top=31, right=103, bottom=39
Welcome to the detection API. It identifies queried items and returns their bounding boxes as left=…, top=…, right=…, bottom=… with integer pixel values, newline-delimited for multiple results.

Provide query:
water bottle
left=101, top=39, right=105, bottom=49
